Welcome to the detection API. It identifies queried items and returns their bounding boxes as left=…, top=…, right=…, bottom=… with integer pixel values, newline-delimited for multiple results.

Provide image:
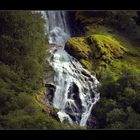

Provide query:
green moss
left=85, top=25, right=140, bottom=56
left=84, top=25, right=113, bottom=36
left=99, top=53, right=140, bottom=83
left=66, top=37, right=92, bottom=59
left=65, top=34, right=128, bottom=78
left=90, top=34, right=126, bottom=59
left=80, top=59, right=95, bottom=75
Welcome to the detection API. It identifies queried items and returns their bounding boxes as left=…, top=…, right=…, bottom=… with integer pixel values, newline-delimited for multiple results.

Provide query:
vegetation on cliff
left=65, top=11, right=140, bottom=129
left=95, top=68, right=140, bottom=128
left=0, top=11, right=82, bottom=129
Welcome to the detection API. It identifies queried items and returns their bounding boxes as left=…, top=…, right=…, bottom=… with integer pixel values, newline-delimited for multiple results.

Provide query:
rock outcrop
left=65, top=34, right=127, bottom=78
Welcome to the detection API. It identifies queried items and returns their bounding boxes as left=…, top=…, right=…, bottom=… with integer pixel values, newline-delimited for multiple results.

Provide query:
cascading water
left=44, top=11, right=100, bottom=126
left=46, top=11, right=71, bottom=46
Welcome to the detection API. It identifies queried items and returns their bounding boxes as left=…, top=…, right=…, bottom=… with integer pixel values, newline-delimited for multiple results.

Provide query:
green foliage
left=95, top=68, right=140, bottom=129
left=75, top=11, right=140, bottom=44
left=125, top=107, right=140, bottom=129
left=0, top=107, right=82, bottom=129
left=94, top=98, right=117, bottom=128
left=107, top=108, right=127, bottom=124
left=0, top=11, right=47, bottom=93
left=0, top=11, right=81, bottom=129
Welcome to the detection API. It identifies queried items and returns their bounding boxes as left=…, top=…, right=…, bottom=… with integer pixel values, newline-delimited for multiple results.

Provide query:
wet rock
left=68, top=82, right=83, bottom=112
left=86, top=104, right=99, bottom=129
left=45, top=83, right=56, bottom=103
left=65, top=104, right=81, bottom=123
left=81, top=70, right=91, bottom=78
left=86, top=115, right=98, bottom=129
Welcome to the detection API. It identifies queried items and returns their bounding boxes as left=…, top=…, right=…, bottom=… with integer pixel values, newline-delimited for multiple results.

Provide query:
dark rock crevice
left=45, top=83, right=56, bottom=103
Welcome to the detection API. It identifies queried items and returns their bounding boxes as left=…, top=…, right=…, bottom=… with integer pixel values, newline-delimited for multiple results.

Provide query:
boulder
left=65, top=34, right=127, bottom=78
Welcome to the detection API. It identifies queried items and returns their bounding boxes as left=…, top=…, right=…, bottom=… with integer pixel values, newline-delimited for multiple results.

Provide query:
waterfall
left=44, top=11, right=100, bottom=127
left=46, top=11, right=71, bottom=46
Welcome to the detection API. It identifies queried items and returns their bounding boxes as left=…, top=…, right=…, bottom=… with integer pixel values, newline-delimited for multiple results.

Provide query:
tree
left=125, top=107, right=140, bottom=129
left=107, top=108, right=127, bottom=124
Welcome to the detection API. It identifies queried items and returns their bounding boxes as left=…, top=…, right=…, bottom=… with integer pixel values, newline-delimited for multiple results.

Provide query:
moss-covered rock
left=65, top=37, right=92, bottom=59
left=65, top=37, right=94, bottom=74
left=65, top=34, right=127, bottom=78
left=89, top=35, right=126, bottom=59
